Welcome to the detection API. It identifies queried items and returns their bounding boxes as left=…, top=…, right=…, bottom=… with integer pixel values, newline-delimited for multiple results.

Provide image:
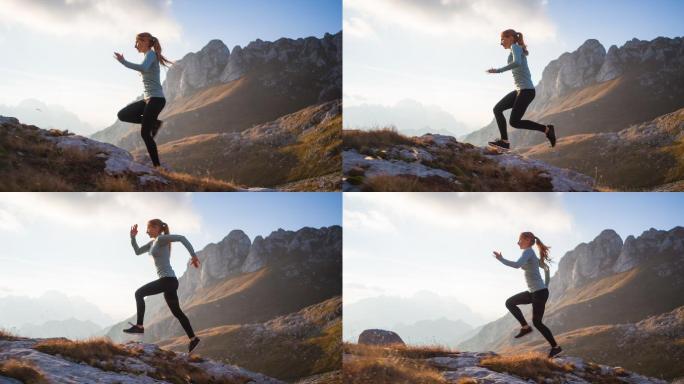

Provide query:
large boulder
left=358, top=329, right=405, bottom=346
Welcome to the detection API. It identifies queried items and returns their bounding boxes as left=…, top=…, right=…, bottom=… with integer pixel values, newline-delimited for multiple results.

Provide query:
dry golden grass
left=0, top=121, right=242, bottom=191
left=0, top=329, right=20, bottom=341
left=343, top=343, right=458, bottom=383
left=0, top=359, right=49, bottom=384
left=455, top=378, right=477, bottom=384
left=343, top=357, right=448, bottom=384
left=343, top=127, right=414, bottom=151
left=480, top=352, right=573, bottom=383
left=33, top=337, right=133, bottom=366
left=344, top=343, right=457, bottom=360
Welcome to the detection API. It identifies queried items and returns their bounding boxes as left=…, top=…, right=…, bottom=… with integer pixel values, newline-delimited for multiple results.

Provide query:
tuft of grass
left=343, top=342, right=459, bottom=384
left=343, top=128, right=414, bottom=151
left=480, top=353, right=573, bottom=383
left=455, top=378, right=478, bottom=384
left=343, top=356, right=447, bottom=384
left=33, top=337, right=133, bottom=366
left=0, top=359, right=49, bottom=384
left=0, top=329, right=21, bottom=341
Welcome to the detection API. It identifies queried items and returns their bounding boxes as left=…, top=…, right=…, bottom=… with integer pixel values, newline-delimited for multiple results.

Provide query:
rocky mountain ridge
left=165, top=32, right=341, bottom=103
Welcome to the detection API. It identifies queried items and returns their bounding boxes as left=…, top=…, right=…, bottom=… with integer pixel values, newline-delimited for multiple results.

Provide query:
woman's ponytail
left=521, top=231, right=551, bottom=268
left=516, top=32, right=529, bottom=56
left=534, top=235, right=551, bottom=269
left=161, top=222, right=170, bottom=235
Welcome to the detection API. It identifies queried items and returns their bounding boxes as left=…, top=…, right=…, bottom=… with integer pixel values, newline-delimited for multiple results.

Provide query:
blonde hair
left=136, top=32, right=173, bottom=67
left=521, top=232, right=551, bottom=269
left=501, top=29, right=529, bottom=56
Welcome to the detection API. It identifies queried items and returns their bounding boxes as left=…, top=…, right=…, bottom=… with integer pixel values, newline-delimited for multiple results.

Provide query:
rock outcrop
left=343, top=133, right=595, bottom=192
left=0, top=337, right=282, bottom=384
left=345, top=337, right=668, bottom=384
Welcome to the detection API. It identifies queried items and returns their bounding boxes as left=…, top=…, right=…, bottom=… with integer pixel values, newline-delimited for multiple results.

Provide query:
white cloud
left=0, top=209, right=23, bottom=232
left=343, top=16, right=377, bottom=39
left=345, top=192, right=572, bottom=234
left=0, top=0, right=181, bottom=43
left=0, top=193, right=201, bottom=233
left=344, top=209, right=397, bottom=233
left=344, top=0, right=556, bottom=41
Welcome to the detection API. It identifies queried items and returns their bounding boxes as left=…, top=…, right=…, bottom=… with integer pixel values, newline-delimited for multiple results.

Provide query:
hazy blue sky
left=0, top=192, right=341, bottom=322
left=344, top=193, right=684, bottom=322
left=0, top=0, right=342, bottom=132
left=344, top=0, right=684, bottom=131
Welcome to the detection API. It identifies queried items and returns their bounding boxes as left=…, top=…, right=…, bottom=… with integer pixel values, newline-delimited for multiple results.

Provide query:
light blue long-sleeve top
left=117, top=50, right=164, bottom=99
left=131, top=234, right=196, bottom=278
left=495, top=43, right=535, bottom=90
left=498, top=247, right=549, bottom=292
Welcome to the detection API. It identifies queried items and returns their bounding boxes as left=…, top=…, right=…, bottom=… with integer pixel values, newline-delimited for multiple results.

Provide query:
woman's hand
left=190, top=256, right=201, bottom=269
left=486, top=68, right=498, bottom=74
left=130, top=224, right=138, bottom=237
left=493, top=251, right=503, bottom=260
left=114, top=52, right=124, bottom=61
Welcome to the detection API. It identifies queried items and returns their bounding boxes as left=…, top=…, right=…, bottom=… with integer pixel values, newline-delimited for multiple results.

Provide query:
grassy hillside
left=147, top=101, right=341, bottom=189
left=0, top=118, right=239, bottom=191
left=161, top=297, right=342, bottom=382
left=505, top=306, right=684, bottom=381
left=524, top=108, right=684, bottom=190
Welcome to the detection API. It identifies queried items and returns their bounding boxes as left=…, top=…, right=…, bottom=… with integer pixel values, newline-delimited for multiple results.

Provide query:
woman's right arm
left=130, top=225, right=150, bottom=255
left=131, top=236, right=151, bottom=255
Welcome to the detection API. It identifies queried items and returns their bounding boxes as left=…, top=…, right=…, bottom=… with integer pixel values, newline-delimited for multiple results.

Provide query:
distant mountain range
left=344, top=99, right=469, bottom=137
left=459, top=226, right=684, bottom=380
left=19, top=318, right=101, bottom=340
left=0, top=99, right=94, bottom=135
left=343, top=291, right=485, bottom=347
left=464, top=36, right=684, bottom=190
left=91, top=32, right=342, bottom=189
left=105, top=226, right=342, bottom=382
left=0, top=290, right=113, bottom=331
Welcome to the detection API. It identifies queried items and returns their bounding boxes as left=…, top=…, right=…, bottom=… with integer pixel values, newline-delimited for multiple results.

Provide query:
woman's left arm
left=543, top=266, right=551, bottom=286
left=157, top=234, right=197, bottom=257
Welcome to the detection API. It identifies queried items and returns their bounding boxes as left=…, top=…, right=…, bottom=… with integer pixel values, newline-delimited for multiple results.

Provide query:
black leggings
left=117, top=98, right=166, bottom=167
left=493, top=89, right=547, bottom=141
left=135, top=277, right=195, bottom=338
left=505, top=288, right=557, bottom=347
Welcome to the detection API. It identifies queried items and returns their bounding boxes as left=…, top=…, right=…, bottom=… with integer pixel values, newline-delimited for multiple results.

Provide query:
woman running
left=486, top=29, right=556, bottom=151
left=124, top=219, right=201, bottom=353
left=493, top=231, right=562, bottom=358
left=114, top=32, right=173, bottom=167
